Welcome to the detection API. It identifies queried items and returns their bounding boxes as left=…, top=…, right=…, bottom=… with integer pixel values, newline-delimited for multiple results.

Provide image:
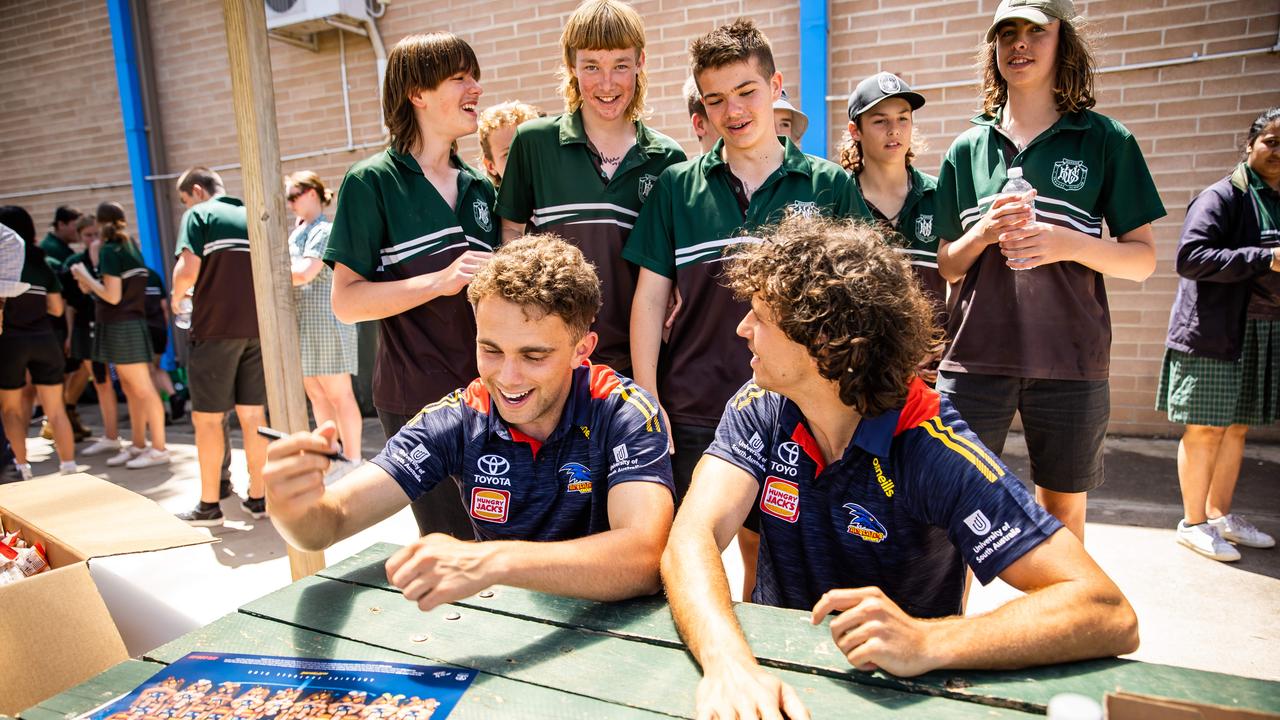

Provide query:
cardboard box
left=1107, top=692, right=1280, bottom=719
left=0, top=474, right=212, bottom=715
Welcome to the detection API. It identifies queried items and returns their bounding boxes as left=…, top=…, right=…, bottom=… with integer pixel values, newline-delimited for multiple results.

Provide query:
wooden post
left=221, top=0, right=325, bottom=580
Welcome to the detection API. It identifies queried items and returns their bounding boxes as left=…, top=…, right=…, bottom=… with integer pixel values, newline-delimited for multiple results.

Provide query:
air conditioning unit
left=265, top=0, right=370, bottom=34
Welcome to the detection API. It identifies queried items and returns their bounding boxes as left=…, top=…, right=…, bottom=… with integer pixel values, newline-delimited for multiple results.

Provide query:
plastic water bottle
left=174, top=292, right=194, bottom=330
left=1047, top=693, right=1103, bottom=720
left=1002, top=166, right=1036, bottom=269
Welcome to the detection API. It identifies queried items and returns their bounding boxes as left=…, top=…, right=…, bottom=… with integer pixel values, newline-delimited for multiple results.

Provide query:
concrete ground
left=8, top=406, right=1279, bottom=682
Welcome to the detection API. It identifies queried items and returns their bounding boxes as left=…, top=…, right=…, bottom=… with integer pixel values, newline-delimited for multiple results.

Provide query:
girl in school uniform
left=70, top=202, right=169, bottom=469
left=1159, top=107, right=1280, bottom=561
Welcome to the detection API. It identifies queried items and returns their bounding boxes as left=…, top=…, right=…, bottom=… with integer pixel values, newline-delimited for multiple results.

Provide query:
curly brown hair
left=980, top=19, right=1096, bottom=117
left=724, top=216, right=940, bottom=416
left=467, top=234, right=602, bottom=339
left=836, top=119, right=925, bottom=175
left=383, top=33, right=480, bottom=155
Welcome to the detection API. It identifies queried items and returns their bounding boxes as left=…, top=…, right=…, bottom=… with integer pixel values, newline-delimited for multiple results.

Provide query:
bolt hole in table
left=23, top=543, right=1280, bottom=719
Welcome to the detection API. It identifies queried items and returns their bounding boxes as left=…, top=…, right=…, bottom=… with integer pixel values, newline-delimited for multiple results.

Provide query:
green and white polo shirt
left=495, top=110, right=686, bottom=374
left=39, top=232, right=74, bottom=272
left=325, top=148, right=499, bottom=416
left=857, top=165, right=944, bottom=317
left=3, top=247, right=61, bottom=336
left=624, top=137, right=869, bottom=428
left=97, top=240, right=149, bottom=324
left=175, top=195, right=258, bottom=341
left=933, top=109, right=1166, bottom=381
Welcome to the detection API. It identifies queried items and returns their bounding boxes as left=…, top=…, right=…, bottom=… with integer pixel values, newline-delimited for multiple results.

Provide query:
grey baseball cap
left=985, top=0, right=1078, bottom=42
left=846, top=72, right=925, bottom=121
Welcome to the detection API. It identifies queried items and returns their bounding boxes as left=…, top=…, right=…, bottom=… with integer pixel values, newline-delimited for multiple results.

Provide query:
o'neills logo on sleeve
left=760, top=477, right=799, bottom=523
left=470, top=488, right=510, bottom=523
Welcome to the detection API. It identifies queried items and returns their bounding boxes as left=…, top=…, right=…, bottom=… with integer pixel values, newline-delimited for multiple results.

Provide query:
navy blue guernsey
left=706, top=378, right=1061, bottom=617
left=372, top=364, right=674, bottom=541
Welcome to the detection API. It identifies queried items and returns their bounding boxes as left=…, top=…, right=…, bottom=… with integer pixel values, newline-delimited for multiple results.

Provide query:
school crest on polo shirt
left=787, top=201, right=819, bottom=219
left=638, top=174, right=657, bottom=202
left=473, top=199, right=493, bottom=232
left=915, top=214, right=934, bottom=242
left=1050, top=159, right=1088, bottom=191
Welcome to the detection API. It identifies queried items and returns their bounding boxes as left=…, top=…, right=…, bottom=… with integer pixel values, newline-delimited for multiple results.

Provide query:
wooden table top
left=22, top=543, right=1280, bottom=719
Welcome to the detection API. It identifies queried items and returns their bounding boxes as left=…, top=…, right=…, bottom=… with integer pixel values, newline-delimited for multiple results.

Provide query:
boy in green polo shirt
left=933, top=0, right=1166, bottom=539
left=624, top=19, right=868, bottom=500
left=171, top=166, right=270, bottom=526
left=39, top=206, right=81, bottom=271
left=324, top=32, right=499, bottom=539
left=496, top=0, right=686, bottom=377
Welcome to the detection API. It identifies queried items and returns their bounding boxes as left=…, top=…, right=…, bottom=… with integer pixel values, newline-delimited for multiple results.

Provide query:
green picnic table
left=22, top=542, right=1280, bottom=719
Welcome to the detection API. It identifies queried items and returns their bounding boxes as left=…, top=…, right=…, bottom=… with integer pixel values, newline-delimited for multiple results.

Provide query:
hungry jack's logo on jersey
left=470, top=488, right=510, bottom=523
left=760, top=477, right=800, bottom=522
left=842, top=503, right=887, bottom=543
left=559, top=462, right=593, bottom=494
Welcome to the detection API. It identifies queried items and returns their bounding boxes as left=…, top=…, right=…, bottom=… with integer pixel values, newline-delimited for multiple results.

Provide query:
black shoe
left=169, top=394, right=187, bottom=422
left=177, top=502, right=223, bottom=527
left=219, top=478, right=234, bottom=500
left=240, top=496, right=267, bottom=519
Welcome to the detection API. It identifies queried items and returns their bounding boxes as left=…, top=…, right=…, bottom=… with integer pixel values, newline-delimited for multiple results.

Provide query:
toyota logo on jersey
left=477, top=454, right=510, bottom=476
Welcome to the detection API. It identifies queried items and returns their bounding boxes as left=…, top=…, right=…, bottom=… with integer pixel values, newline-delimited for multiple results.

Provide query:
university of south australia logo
left=915, top=214, right=934, bottom=242
left=638, top=174, right=657, bottom=202
left=963, top=509, right=992, bottom=535
left=473, top=198, right=493, bottom=232
left=1050, top=159, right=1088, bottom=191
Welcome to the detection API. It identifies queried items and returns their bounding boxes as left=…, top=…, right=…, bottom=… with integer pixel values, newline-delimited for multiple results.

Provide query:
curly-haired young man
left=660, top=216, right=1138, bottom=720
left=264, top=235, right=675, bottom=611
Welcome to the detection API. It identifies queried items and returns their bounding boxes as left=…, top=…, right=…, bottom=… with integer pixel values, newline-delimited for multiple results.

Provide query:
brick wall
left=1, top=0, right=1277, bottom=438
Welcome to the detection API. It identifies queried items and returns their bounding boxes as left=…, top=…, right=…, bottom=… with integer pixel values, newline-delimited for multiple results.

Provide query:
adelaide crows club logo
left=473, top=198, right=493, bottom=231
left=559, top=462, right=593, bottom=494
left=1051, top=159, right=1088, bottom=191
left=843, top=503, right=887, bottom=543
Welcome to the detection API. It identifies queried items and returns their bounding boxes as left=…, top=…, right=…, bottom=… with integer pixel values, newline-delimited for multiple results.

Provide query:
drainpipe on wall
left=106, top=0, right=169, bottom=362
left=798, top=0, right=829, bottom=157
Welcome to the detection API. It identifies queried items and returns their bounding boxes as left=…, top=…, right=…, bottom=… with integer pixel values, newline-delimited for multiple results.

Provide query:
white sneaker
left=16, top=463, right=33, bottom=481
left=1209, top=514, right=1276, bottom=549
left=1176, top=520, right=1241, bottom=562
left=125, top=448, right=171, bottom=469
left=59, top=461, right=81, bottom=475
left=106, top=446, right=146, bottom=467
left=82, top=437, right=122, bottom=456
